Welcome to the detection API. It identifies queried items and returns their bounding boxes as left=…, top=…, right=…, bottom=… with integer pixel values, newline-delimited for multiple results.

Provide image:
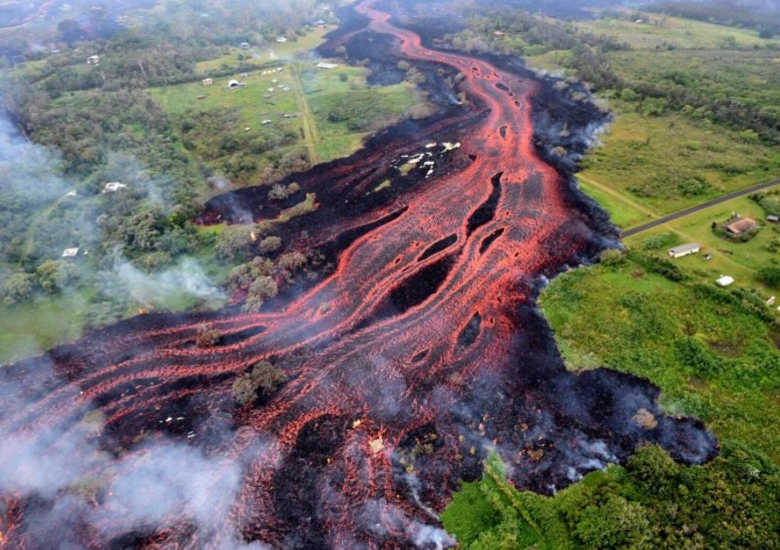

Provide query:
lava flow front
left=0, top=1, right=717, bottom=549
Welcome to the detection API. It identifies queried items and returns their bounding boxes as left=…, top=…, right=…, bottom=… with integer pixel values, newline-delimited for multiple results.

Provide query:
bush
left=758, top=266, right=780, bottom=288
left=600, top=248, right=625, bottom=266
left=215, top=225, right=253, bottom=261
left=231, top=360, right=287, bottom=405
left=195, top=324, right=222, bottom=348
left=258, top=236, right=282, bottom=254
left=1, top=272, right=36, bottom=305
left=243, top=275, right=279, bottom=313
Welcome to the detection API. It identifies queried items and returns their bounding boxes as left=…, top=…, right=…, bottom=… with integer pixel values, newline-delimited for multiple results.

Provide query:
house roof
left=725, top=217, right=756, bottom=234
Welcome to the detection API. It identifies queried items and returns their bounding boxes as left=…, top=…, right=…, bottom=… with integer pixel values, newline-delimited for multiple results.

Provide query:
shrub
left=258, top=236, right=282, bottom=254
left=243, top=275, right=279, bottom=312
left=758, top=266, right=780, bottom=288
left=600, top=248, right=625, bottom=266
left=215, top=225, right=253, bottom=261
left=231, top=360, right=287, bottom=405
left=195, top=324, right=222, bottom=348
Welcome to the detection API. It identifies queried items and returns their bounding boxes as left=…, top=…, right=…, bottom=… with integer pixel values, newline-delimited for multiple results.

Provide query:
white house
left=316, top=62, right=339, bottom=70
left=103, top=182, right=127, bottom=193
left=202, top=78, right=214, bottom=86
left=667, top=243, right=700, bottom=259
left=276, top=36, right=288, bottom=43
left=86, top=55, right=100, bottom=65
left=62, top=248, right=80, bottom=258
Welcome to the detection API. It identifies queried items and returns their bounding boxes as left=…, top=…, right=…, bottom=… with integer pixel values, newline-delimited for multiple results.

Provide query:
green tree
left=215, top=225, right=253, bottom=261
left=2, top=272, right=36, bottom=305
left=243, top=275, right=278, bottom=312
left=36, top=260, right=78, bottom=293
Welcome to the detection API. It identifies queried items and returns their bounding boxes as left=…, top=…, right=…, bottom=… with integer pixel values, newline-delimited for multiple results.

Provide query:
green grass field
left=152, top=59, right=423, bottom=184
left=196, top=27, right=330, bottom=74
left=540, top=260, right=780, bottom=462
left=573, top=11, right=780, bottom=50
left=0, top=291, right=91, bottom=365
left=579, top=102, right=780, bottom=224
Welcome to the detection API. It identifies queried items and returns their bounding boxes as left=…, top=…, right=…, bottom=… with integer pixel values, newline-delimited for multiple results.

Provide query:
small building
left=240, top=42, right=251, bottom=50
left=276, top=36, right=288, bottom=43
left=261, top=119, right=273, bottom=125
left=725, top=217, right=757, bottom=235
left=767, top=296, right=776, bottom=307
left=667, top=243, right=701, bottom=259
left=202, top=78, right=213, bottom=86
left=103, top=182, right=127, bottom=193
left=316, top=62, right=339, bottom=70
left=768, top=215, right=779, bottom=223
left=716, top=275, right=735, bottom=288
left=494, top=31, right=507, bottom=37
left=228, top=80, right=245, bottom=88
left=86, top=55, right=100, bottom=65
left=62, top=248, right=80, bottom=258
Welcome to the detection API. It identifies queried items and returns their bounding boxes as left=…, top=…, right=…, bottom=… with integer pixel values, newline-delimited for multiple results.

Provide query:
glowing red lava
left=0, top=1, right=715, bottom=549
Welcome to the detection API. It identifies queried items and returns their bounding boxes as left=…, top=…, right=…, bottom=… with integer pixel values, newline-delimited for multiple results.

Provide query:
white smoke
left=114, top=257, right=226, bottom=304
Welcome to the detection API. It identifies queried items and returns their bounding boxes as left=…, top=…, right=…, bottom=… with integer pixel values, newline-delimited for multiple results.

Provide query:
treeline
left=444, top=443, right=780, bottom=550
left=447, top=7, right=629, bottom=58
left=649, top=1, right=780, bottom=38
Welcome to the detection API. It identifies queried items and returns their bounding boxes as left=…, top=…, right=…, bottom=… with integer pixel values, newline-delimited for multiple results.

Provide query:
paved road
left=622, top=177, right=780, bottom=238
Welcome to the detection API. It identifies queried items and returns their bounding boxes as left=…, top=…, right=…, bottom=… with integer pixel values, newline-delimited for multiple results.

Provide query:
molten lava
left=0, top=1, right=716, bottom=549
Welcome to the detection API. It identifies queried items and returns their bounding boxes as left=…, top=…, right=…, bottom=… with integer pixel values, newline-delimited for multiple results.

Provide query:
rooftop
left=725, top=217, right=756, bottom=234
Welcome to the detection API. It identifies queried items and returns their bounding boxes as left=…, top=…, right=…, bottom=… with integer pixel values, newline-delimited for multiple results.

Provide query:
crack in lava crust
left=0, top=1, right=717, bottom=549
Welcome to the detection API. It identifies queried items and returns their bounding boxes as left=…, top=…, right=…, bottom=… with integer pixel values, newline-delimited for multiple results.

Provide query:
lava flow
left=0, top=1, right=717, bottom=549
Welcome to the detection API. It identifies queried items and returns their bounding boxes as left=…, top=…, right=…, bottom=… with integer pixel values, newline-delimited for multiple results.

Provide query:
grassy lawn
left=0, top=290, right=91, bottom=365
left=576, top=174, right=655, bottom=228
left=579, top=103, right=780, bottom=225
left=540, top=260, right=780, bottom=463
left=573, top=12, right=780, bottom=50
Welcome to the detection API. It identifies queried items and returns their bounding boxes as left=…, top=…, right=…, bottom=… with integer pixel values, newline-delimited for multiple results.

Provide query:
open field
left=573, top=11, right=780, bottom=50
left=152, top=60, right=423, bottom=186
left=579, top=102, right=780, bottom=224
left=195, top=27, right=330, bottom=74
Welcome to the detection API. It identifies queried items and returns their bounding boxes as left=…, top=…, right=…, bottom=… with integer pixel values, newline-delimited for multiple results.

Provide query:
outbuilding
left=768, top=215, right=779, bottom=223
left=62, top=248, right=80, bottom=258
left=716, top=275, right=735, bottom=288
left=202, top=78, right=213, bottom=86
left=103, top=182, right=127, bottom=193
left=667, top=243, right=700, bottom=259
left=316, top=62, right=339, bottom=70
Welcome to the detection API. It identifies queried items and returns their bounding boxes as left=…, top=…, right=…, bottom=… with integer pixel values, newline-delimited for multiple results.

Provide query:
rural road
left=622, top=177, right=780, bottom=238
